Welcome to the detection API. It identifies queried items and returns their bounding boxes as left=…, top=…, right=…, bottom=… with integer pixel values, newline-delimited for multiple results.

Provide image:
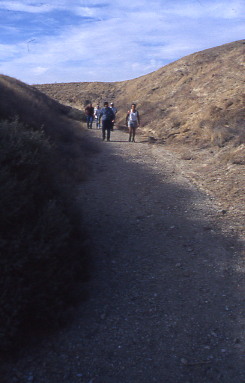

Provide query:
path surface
left=2, top=128, right=244, bottom=383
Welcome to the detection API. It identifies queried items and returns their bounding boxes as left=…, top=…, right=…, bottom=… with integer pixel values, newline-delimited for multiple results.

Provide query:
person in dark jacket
left=99, top=102, right=115, bottom=141
left=85, top=103, right=94, bottom=129
left=110, top=102, right=117, bottom=131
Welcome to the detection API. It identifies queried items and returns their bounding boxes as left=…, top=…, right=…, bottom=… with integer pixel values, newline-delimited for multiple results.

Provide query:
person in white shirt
left=126, top=103, right=140, bottom=142
left=94, top=104, right=101, bottom=129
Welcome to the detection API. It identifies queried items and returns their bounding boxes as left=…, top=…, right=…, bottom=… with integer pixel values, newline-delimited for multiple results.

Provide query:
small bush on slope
left=0, top=119, right=88, bottom=352
left=0, top=75, right=96, bottom=184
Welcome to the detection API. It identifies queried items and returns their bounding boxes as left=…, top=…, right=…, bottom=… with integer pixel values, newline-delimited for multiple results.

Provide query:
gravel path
left=2, top=127, right=244, bottom=383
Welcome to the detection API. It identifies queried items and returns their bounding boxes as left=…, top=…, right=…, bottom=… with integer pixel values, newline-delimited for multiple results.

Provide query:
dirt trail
left=2, top=127, right=244, bottom=383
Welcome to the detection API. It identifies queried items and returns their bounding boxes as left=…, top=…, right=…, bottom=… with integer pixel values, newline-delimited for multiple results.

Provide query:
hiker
left=85, top=103, right=94, bottom=129
left=126, top=103, right=140, bottom=142
left=94, top=104, right=101, bottom=129
left=99, top=101, right=115, bottom=141
left=110, top=102, right=118, bottom=131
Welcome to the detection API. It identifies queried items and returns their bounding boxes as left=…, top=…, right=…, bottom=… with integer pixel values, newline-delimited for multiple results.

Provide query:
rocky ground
left=1, top=126, right=244, bottom=383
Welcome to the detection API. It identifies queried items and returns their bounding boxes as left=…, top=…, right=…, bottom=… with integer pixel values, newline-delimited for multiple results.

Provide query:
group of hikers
left=85, top=101, right=140, bottom=142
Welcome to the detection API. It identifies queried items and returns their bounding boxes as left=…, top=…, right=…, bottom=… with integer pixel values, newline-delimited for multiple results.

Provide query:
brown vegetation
left=35, top=40, right=245, bottom=227
left=0, top=40, right=244, bottom=380
left=0, top=75, right=96, bottom=351
left=35, top=40, right=244, bottom=150
left=0, top=39, right=243, bottom=352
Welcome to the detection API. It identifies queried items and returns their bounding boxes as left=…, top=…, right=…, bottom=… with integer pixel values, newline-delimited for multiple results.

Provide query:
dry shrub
left=199, top=110, right=245, bottom=148
left=0, top=75, right=99, bottom=183
left=67, top=107, right=86, bottom=122
left=209, top=125, right=233, bottom=147
left=0, top=107, right=91, bottom=351
left=225, top=144, right=245, bottom=165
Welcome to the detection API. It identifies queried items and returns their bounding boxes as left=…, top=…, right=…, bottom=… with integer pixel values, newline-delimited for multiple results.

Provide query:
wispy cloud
left=0, top=1, right=53, bottom=13
left=0, top=0, right=244, bottom=84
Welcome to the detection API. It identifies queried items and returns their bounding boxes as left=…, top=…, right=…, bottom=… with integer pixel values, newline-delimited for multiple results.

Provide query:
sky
left=0, top=0, right=244, bottom=84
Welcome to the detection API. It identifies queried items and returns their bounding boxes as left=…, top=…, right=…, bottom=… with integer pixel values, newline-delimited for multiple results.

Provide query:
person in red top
left=85, top=103, right=94, bottom=129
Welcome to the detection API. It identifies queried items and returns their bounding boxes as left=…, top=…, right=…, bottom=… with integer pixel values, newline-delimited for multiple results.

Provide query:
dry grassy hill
left=0, top=75, right=84, bottom=139
left=36, top=40, right=244, bottom=149
left=35, top=40, right=245, bottom=235
left=0, top=74, right=94, bottom=180
left=0, top=74, right=96, bottom=351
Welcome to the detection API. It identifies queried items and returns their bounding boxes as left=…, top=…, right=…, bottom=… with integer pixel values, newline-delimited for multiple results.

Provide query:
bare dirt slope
left=2, top=127, right=244, bottom=383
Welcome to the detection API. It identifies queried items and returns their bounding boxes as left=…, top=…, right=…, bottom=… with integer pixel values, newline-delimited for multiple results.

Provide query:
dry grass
left=35, top=40, right=245, bottom=152
left=0, top=39, right=244, bottom=353
left=35, top=40, right=245, bottom=234
left=0, top=75, right=98, bottom=352
left=0, top=74, right=98, bottom=182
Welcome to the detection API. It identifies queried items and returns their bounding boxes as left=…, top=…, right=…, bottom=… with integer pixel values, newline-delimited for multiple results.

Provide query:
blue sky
left=0, top=0, right=244, bottom=84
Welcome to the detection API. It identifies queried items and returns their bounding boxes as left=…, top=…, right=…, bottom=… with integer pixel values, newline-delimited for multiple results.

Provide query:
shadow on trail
left=79, top=130, right=244, bottom=383
left=2, top=130, right=243, bottom=383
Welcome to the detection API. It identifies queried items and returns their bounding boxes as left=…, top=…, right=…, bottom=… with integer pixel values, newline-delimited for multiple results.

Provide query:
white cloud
left=0, top=0, right=244, bottom=84
left=0, top=43, right=20, bottom=59
left=0, top=1, right=53, bottom=13
left=204, top=0, right=244, bottom=19
left=33, top=66, right=49, bottom=75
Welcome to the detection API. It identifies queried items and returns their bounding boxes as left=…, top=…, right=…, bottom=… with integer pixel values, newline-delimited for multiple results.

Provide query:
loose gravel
left=1, top=127, right=244, bottom=383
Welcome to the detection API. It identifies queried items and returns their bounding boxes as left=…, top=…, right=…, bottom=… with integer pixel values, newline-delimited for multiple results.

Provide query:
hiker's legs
left=102, top=121, right=106, bottom=140
left=106, top=122, right=112, bottom=141
left=132, top=126, right=136, bottom=142
left=86, top=116, right=90, bottom=129
left=106, top=128, right=110, bottom=141
left=89, top=116, right=93, bottom=129
left=129, top=123, right=137, bottom=141
left=87, top=116, right=93, bottom=129
left=129, top=125, right=133, bottom=141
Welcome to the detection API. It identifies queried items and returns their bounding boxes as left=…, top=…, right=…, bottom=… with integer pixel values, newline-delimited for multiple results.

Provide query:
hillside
left=0, top=42, right=244, bottom=381
left=35, top=40, right=244, bottom=148
left=35, top=40, right=245, bottom=235
left=0, top=74, right=96, bottom=351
